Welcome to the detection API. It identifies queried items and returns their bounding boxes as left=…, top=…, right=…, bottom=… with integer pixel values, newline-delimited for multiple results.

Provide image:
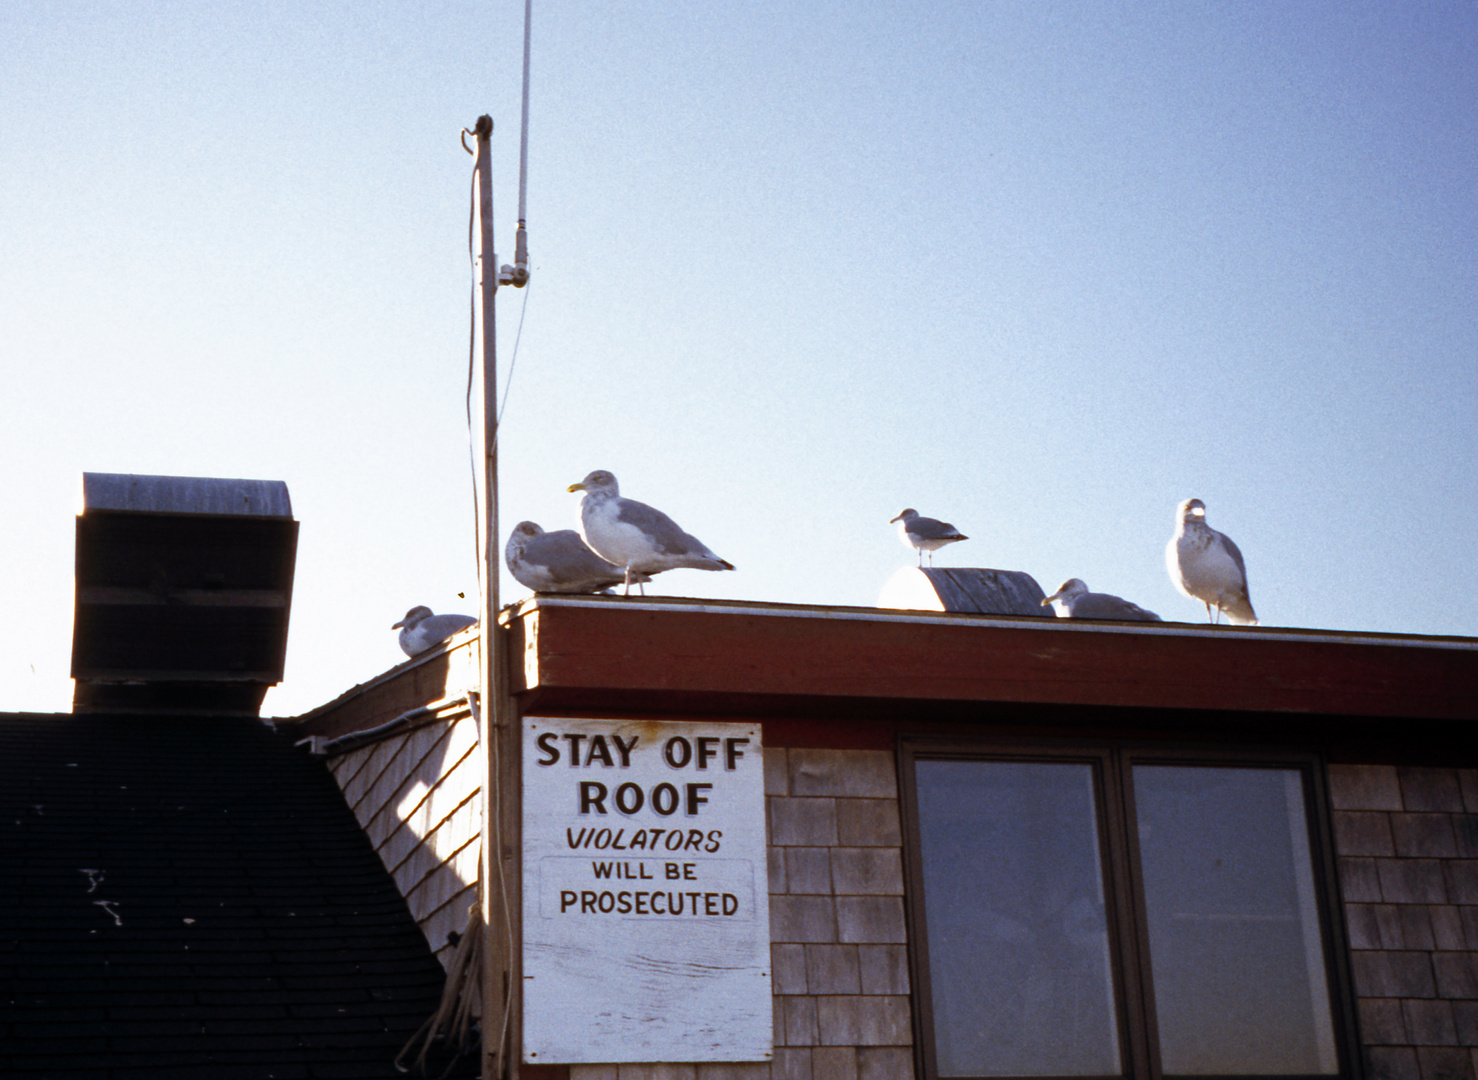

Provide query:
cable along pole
left=471, top=113, right=520, bottom=1080
left=472, top=9, right=532, bottom=1074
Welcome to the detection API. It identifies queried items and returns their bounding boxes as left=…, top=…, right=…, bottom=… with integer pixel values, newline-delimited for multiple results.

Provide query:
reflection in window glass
left=916, top=761, right=1120, bottom=1077
left=1133, top=766, right=1338, bottom=1075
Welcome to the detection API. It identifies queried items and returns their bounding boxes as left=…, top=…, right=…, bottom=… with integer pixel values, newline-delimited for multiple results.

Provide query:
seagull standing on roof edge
left=392, top=606, right=479, bottom=657
left=1042, top=578, right=1161, bottom=621
left=1165, top=498, right=1257, bottom=625
left=568, top=470, right=735, bottom=596
left=891, top=508, right=968, bottom=567
left=504, top=520, right=651, bottom=594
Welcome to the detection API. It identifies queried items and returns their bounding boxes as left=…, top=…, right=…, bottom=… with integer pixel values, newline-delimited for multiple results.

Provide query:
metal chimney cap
left=81, top=473, right=293, bottom=518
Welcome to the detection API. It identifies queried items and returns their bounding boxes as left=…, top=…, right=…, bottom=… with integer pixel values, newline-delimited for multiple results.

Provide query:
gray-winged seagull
left=1165, top=498, right=1257, bottom=624
left=1042, top=578, right=1161, bottom=621
left=504, top=520, right=652, bottom=594
left=568, top=470, right=734, bottom=595
left=392, top=606, right=479, bottom=657
left=890, top=508, right=968, bottom=567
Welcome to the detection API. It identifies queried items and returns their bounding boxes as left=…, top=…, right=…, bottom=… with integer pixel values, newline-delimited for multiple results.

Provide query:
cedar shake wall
left=1330, top=765, right=1478, bottom=1080
left=568, top=747, right=915, bottom=1080
left=568, top=755, right=1478, bottom=1080
left=326, top=711, right=483, bottom=971
left=766, top=747, right=915, bottom=1080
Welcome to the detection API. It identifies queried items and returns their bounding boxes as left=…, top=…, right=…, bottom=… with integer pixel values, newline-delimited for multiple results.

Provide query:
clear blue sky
left=3, top=1, right=1476, bottom=717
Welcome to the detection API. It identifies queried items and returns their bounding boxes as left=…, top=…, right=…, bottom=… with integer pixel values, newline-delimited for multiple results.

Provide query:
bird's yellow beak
left=568, top=482, right=585, bottom=493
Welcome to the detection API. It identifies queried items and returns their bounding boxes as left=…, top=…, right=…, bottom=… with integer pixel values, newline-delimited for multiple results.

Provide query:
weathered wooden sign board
left=521, top=717, right=773, bottom=1064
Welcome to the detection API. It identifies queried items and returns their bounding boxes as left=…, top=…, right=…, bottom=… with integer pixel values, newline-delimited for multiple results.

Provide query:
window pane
left=916, top=760, right=1121, bottom=1077
left=1133, top=766, right=1338, bottom=1075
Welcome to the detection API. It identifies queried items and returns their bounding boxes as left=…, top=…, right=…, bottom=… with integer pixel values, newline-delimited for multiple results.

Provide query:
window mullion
left=1103, top=747, right=1160, bottom=1080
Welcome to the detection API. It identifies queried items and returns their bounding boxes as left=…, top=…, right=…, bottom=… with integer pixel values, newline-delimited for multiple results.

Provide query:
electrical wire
left=454, top=7, right=534, bottom=1066
left=463, top=135, right=482, bottom=596
left=497, top=282, right=528, bottom=429
left=462, top=132, right=531, bottom=586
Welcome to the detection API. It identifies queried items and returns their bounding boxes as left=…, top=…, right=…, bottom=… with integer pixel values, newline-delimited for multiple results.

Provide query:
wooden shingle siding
left=565, top=1067, right=773, bottom=1079
left=1329, top=764, right=1478, bottom=1080
left=766, top=747, right=916, bottom=1080
left=567, top=746, right=913, bottom=1080
left=327, top=709, right=482, bottom=970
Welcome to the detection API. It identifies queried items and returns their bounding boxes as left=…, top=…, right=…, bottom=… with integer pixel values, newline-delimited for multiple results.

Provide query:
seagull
left=392, top=606, right=478, bottom=657
left=1165, top=498, right=1257, bottom=624
left=504, top=520, right=651, bottom=594
left=890, top=508, right=968, bottom=567
left=567, top=470, right=735, bottom=595
left=1041, top=578, right=1161, bottom=621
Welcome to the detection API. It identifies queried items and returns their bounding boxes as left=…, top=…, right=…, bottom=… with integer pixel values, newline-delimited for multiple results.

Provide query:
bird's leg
left=623, top=565, right=633, bottom=597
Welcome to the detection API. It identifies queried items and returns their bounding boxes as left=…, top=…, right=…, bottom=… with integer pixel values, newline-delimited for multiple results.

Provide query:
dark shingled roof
left=0, top=712, right=479, bottom=1079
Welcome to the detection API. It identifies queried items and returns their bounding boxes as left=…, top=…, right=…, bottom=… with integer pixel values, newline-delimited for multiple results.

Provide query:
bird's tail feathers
left=1221, top=596, right=1258, bottom=625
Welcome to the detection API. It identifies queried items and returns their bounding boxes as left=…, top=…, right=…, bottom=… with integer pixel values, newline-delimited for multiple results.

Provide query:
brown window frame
left=898, top=738, right=1362, bottom=1080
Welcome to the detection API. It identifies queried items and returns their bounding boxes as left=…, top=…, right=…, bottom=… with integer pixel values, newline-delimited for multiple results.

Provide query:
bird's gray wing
left=1066, top=594, right=1132, bottom=620
left=911, top=517, right=963, bottom=541
left=422, top=613, right=478, bottom=640
left=616, top=498, right=710, bottom=557
left=1215, top=529, right=1249, bottom=578
left=544, top=531, right=627, bottom=575
left=520, top=531, right=650, bottom=591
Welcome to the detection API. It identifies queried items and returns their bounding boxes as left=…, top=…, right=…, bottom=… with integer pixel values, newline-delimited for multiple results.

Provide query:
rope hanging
left=395, top=904, right=485, bottom=1078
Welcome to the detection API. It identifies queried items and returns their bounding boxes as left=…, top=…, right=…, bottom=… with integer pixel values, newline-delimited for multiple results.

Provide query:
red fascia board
left=508, top=599, right=1478, bottom=723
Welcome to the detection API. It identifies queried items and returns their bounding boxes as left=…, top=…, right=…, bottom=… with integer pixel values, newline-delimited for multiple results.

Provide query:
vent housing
left=71, top=472, right=298, bottom=715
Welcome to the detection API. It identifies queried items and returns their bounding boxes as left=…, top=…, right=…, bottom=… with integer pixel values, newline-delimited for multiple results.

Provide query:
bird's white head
left=1177, top=498, right=1207, bottom=524
left=1043, top=578, right=1090, bottom=606
left=569, top=470, right=618, bottom=497
left=392, top=605, right=433, bottom=630
left=889, top=509, right=919, bottom=525
left=506, top=521, right=544, bottom=558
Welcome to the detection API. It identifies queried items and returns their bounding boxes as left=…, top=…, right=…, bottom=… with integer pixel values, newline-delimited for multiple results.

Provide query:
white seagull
left=392, top=606, right=479, bottom=657
left=890, top=508, right=968, bottom=567
left=1041, top=578, right=1161, bottom=621
left=567, top=470, right=734, bottom=595
left=504, top=520, right=651, bottom=594
left=1165, top=498, right=1257, bottom=624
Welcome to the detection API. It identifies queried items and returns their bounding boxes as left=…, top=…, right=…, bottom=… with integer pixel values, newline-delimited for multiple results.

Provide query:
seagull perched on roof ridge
left=890, top=508, right=968, bottom=567
left=392, top=606, right=479, bottom=657
left=1165, top=498, right=1257, bottom=625
left=1041, top=578, right=1161, bottom=621
left=504, top=520, right=651, bottom=594
left=568, top=470, right=734, bottom=595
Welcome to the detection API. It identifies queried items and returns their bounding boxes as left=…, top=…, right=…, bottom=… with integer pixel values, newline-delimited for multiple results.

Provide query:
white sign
left=522, top=717, right=772, bottom=1064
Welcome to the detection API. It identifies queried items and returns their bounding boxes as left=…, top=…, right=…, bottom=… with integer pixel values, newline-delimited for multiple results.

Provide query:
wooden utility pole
left=473, top=114, right=520, bottom=1080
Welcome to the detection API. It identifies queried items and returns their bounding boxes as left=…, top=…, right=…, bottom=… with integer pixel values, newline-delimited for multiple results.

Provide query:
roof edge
left=507, top=593, right=1478, bottom=652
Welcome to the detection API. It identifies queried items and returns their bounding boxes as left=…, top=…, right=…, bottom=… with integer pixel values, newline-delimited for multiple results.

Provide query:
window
left=900, top=744, right=1357, bottom=1080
